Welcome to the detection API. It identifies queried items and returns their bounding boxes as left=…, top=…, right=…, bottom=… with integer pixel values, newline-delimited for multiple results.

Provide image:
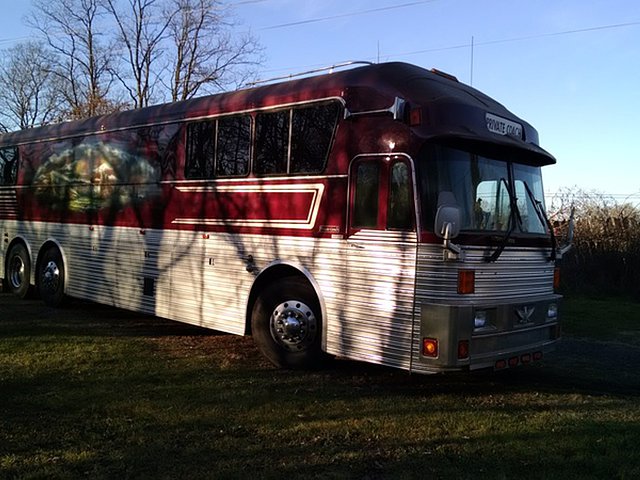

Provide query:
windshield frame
left=418, top=143, right=550, bottom=239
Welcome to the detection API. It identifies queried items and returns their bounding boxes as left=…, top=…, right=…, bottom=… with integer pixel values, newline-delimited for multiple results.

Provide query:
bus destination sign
left=486, top=113, right=523, bottom=139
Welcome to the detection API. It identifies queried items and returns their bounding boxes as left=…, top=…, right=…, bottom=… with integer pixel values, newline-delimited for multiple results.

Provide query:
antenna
left=470, top=35, right=475, bottom=86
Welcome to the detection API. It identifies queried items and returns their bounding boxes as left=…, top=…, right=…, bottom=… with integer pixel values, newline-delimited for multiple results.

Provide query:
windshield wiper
left=485, top=177, right=522, bottom=263
left=522, top=181, right=557, bottom=262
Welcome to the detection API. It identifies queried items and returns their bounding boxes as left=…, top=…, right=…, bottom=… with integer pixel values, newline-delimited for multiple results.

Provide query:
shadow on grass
left=2, top=292, right=639, bottom=401
left=2, top=290, right=640, bottom=479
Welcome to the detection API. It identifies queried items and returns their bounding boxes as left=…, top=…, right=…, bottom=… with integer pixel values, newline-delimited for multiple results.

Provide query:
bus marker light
left=521, top=353, right=531, bottom=364
left=457, top=340, right=469, bottom=359
left=422, top=338, right=438, bottom=357
left=533, top=351, right=543, bottom=361
left=495, top=359, right=507, bottom=369
left=457, top=269, right=475, bottom=294
left=553, top=268, right=561, bottom=289
left=410, top=107, right=422, bottom=126
left=508, top=356, right=519, bottom=367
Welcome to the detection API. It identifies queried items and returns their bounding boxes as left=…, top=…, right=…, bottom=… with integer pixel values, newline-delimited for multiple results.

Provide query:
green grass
left=1, top=293, right=639, bottom=479
left=562, top=295, right=640, bottom=343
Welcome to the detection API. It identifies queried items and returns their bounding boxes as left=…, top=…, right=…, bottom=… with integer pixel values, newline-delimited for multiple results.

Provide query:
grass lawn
left=1, top=293, right=639, bottom=479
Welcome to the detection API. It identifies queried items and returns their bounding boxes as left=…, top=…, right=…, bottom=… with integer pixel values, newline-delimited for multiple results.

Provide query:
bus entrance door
left=337, top=154, right=418, bottom=369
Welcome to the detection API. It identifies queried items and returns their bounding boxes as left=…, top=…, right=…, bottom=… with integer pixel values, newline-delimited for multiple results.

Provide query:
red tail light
left=553, top=268, right=561, bottom=290
left=457, top=340, right=469, bottom=359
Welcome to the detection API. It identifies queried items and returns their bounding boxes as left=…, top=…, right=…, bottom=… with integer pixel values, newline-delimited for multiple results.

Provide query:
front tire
left=5, top=243, right=31, bottom=299
left=251, top=277, right=324, bottom=369
left=37, top=246, right=66, bottom=307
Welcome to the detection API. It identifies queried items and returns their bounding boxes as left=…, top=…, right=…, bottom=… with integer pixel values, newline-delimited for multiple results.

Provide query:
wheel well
left=245, top=264, right=317, bottom=336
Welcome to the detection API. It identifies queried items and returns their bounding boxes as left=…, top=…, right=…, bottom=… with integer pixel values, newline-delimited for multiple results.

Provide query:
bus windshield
left=419, top=145, right=548, bottom=235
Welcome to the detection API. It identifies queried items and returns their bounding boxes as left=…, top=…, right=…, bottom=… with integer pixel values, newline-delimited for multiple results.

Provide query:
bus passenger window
left=353, top=163, right=380, bottom=228
left=0, top=147, right=19, bottom=185
left=388, top=162, right=413, bottom=230
left=255, top=110, right=289, bottom=175
left=290, top=102, right=340, bottom=174
left=216, top=115, right=250, bottom=176
left=186, top=121, right=214, bottom=178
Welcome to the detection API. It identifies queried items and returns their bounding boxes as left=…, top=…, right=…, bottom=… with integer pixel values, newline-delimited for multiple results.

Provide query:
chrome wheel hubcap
left=9, top=256, right=25, bottom=289
left=41, top=260, right=61, bottom=293
left=270, top=300, right=318, bottom=351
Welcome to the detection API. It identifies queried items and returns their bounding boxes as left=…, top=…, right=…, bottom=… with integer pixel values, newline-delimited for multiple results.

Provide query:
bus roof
left=0, top=62, right=554, bottom=165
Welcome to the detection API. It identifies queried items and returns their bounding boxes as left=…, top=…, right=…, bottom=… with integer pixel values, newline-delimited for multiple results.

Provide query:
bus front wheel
left=38, top=246, right=66, bottom=307
left=251, top=277, right=324, bottom=369
left=6, top=243, right=31, bottom=299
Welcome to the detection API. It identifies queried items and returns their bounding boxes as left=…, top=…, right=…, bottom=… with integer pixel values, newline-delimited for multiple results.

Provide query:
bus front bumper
left=413, top=295, right=562, bottom=373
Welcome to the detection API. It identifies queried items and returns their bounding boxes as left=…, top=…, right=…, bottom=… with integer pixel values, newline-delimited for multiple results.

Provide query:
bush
left=549, top=188, right=640, bottom=299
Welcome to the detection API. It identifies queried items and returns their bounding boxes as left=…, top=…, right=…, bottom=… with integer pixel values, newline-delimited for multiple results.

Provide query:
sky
left=1, top=0, right=639, bottom=203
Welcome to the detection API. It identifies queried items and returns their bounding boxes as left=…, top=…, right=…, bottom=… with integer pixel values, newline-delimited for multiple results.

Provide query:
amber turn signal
left=422, top=338, right=438, bottom=357
left=457, top=269, right=475, bottom=294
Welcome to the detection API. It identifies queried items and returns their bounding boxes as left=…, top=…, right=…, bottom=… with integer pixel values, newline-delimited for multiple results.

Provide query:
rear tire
left=5, top=243, right=31, bottom=299
left=37, top=246, right=66, bottom=307
left=251, top=277, right=324, bottom=369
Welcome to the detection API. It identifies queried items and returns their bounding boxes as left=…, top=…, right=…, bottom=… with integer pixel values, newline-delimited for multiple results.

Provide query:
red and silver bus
left=0, top=61, right=565, bottom=373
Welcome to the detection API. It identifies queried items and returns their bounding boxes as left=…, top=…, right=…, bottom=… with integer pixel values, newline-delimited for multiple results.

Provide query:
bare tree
left=167, top=0, right=262, bottom=101
left=28, top=0, right=120, bottom=119
left=0, top=42, right=64, bottom=130
left=20, top=0, right=262, bottom=120
left=105, top=0, right=177, bottom=108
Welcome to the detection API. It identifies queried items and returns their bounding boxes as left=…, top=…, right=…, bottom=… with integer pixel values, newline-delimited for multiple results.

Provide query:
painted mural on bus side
left=32, top=141, right=160, bottom=212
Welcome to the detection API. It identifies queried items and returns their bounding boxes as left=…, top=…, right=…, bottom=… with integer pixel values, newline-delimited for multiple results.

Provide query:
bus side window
left=185, top=121, right=215, bottom=179
left=387, top=162, right=413, bottom=230
left=353, top=162, right=380, bottom=228
left=290, top=102, right=340, bottom=174
left=216, top=115, right=250, bottom=177
left=0, top=147, right=19, bottom=186
left=254, top=110, right=289, bottom=175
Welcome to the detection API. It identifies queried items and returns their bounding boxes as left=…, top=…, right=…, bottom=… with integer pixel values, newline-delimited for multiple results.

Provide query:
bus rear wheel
left=6, top=243, right=31, bottom=299
left=251, top=277, right=324, bottom=369
left=38, top=246, right=66, bottom=307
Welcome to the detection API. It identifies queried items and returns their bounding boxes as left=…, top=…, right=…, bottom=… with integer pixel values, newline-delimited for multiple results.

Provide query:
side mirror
left=390, top=97, right=407, bottom=121
left=435, top=191, right=461, bottom=239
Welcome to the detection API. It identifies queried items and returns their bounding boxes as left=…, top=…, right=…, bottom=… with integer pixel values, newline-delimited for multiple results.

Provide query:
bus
left=0, top=61, right=567, bottom=374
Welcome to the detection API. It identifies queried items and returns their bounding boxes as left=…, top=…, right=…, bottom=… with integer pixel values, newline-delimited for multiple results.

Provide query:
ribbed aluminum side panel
left=415, top=244, right=555, bottom=303
left=323, top=230, right=417, bottom=370
left=2, top=221, right=419, bottom=369
left=0, top=188, right=18, bottom=220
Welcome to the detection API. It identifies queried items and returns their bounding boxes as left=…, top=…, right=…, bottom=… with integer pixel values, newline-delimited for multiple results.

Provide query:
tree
left=105, top=0, right=176, bottom=108
left=549, top=188, right=640, bottom=297
left=167, top=0, right=263, bottom=101
left=0, top=42, right=63, bottom=130
left=12, top=0, right=263, bottom=124
left=28, top=0, right=121, bottom=119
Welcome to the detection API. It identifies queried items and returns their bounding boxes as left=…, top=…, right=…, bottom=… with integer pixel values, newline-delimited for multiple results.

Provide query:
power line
left=386, top=20, right=640, bottom=59
left=259, top=0, right=439, bottom=30
left=256, top=19, right=639, bottom=76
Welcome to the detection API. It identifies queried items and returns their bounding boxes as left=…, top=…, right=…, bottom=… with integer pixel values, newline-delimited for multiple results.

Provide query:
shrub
left=549, top=188, right=640, bottom=299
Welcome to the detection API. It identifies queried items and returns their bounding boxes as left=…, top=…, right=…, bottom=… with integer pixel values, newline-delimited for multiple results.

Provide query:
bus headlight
left=474, top=310, right=487, bottom=329
left=547, top=303, right=558, bottom=320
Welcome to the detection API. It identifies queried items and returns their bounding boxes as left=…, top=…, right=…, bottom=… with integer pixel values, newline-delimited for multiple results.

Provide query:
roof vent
left=430, top=68, right=459, bottom=82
